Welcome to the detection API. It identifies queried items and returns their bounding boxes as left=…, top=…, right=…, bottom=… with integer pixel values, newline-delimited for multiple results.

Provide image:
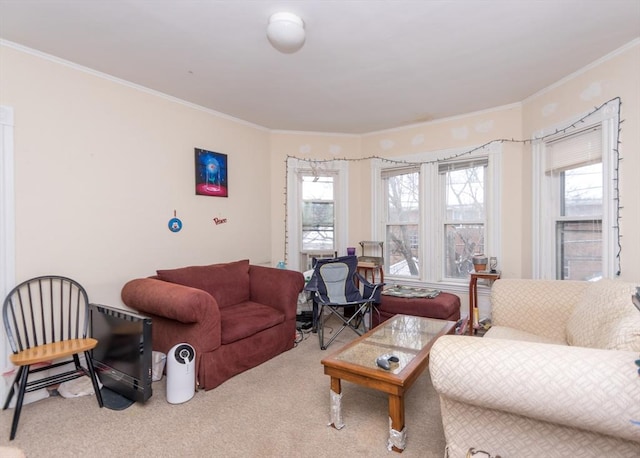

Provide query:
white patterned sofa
left=429, top=279, right=640, bottom=458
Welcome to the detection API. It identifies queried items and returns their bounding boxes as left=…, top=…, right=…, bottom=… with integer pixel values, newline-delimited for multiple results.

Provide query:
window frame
left=439, top=158, right=489, bottom=282
left=371, top=144, right=501, bottom=287
left=381, top=166, right=421, bottom=278
left=286, top=158, right=348, bottom=271
left=301, top=175, right=336, bottom=252
left=532, top=99, right=619, bottom=280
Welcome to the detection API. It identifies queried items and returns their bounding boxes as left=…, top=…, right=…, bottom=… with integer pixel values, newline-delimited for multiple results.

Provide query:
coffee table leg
left=388, top=394, right=407, bottom=452
left=329, top=376, right=344, bottom=430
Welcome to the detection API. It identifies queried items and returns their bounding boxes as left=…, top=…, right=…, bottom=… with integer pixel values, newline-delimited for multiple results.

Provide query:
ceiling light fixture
left=267, top=12, right=305, bottom=54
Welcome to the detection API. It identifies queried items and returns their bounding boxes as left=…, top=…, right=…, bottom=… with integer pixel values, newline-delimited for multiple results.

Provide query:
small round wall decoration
left=168, top=210, right=182, bottom=233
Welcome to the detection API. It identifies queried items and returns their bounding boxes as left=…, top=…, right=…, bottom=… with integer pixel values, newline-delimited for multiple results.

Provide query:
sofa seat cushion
left=156, top=259, right=250, bottom=309
left=220, top=301, right=285, bottom=344
left=484, top=325, right=564, bottom=345
left=565, top=279, right=637, bottom=350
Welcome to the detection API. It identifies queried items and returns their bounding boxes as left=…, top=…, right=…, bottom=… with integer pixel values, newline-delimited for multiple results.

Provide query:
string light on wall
left=282, top=97, right=624, bottom=275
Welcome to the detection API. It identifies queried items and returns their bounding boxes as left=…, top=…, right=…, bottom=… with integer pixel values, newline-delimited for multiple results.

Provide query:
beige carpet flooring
left=0, top=321, right=446, bottom=457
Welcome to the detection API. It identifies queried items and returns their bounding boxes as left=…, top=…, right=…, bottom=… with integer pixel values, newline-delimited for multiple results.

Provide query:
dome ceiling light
left=267, top=12, right=306, bottom=54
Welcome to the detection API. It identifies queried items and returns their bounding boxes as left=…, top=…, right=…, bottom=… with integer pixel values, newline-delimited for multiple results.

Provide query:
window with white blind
left=532, top=100, right=619, bottom=280
left=372, top=146, right=500, bottom=285
left=286, top=158, right=348, bottom=271
left=301, top=175, right=335, bottom=251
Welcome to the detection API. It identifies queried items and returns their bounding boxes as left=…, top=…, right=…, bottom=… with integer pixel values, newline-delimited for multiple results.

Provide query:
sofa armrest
left=249, top=266, right=305, bottom=320
left=490, top=279, right=588, bottom=342
left=121, top=278, right=221, bottom=353
left=430, top=335, right=640, bottom=443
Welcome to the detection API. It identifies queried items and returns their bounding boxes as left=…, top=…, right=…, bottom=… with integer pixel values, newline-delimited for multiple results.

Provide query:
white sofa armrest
left=430, top=335, right=640, bottom=443
left=490, top=279, right=588, bottom=342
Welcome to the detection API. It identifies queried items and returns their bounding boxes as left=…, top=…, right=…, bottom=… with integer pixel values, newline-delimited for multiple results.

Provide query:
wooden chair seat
left=10, top=338, right=98, bottom=366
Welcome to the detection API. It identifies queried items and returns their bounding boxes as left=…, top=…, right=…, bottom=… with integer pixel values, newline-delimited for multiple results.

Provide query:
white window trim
left=286, top=158, right=348, bottom=271
left=1, top=105, right=15, bottom=401
left=371, top=143, right=501, bottom=287
left=531, top=99, right=619, bottom=279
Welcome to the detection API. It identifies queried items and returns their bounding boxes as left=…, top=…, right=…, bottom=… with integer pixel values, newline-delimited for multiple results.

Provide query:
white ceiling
left=1, top=0, right=639, bottom=134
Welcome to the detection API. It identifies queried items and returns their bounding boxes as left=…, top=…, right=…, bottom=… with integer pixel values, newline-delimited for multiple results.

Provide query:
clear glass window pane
left=384, top=170, right=419, bottom=278
left=445, top=166, right=485, bottom=221
left=561, top=163, right=602, bottom=217
left=386, top=225, right=420, bottom=276
left=556, top=220, right=602, bottom=280
left=444, top=224, right=484, bottom=278
left=386, top=172, right=419, bottom=223
left=301, top=176, right=334, bottom=251
left=302, top=202, right=334, bottom=250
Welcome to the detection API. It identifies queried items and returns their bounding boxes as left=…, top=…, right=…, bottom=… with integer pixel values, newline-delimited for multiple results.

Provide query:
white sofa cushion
left=491, top=279, right=586, bottom=342
left=565, top=279, right=637, bottom=350
left=430, top=335, right=640, bottom=443
left=605, top=311, right=640, bottom=352
left=484, top=325, right=563, bottom=344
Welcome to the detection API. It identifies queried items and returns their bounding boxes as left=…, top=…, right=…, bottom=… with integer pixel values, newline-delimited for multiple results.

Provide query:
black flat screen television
left=89, top=303, right=152, bottom=403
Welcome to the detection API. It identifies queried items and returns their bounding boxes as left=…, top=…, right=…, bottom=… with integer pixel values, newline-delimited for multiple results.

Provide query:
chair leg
left=9, top=364, right=30, bottom=440
left=322, top=303, right=377, bottom=350
left=318, top=305, right=327, bottom=350
left=2, top=365, right=23, bottom=411
left=84, top=351, right=104, bottom=408
left=312, top=300, right=319, bottom=333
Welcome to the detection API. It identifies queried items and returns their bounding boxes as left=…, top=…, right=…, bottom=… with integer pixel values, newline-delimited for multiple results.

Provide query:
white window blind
left=438, top=158, right=489, bottom=174
left=381, top=165, right=420, bottom=179
left=545, top=127, right=601, bottom=173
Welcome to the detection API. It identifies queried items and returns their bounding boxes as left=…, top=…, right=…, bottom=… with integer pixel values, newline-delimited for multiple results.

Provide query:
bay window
left=373, top=146, right=499, bottom=286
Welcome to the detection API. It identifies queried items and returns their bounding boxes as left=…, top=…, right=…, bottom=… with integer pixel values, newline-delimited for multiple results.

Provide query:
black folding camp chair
left=305, top=255, right=384, bottom=350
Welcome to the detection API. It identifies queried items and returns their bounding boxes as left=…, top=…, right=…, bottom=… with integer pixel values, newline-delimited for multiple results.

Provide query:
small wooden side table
left=357, top=262, right=384, bottom=284
left=468, top=271, right=501, bottom=335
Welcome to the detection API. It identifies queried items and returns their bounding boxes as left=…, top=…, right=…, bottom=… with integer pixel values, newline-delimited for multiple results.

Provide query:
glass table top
left=332, top=315, right=453, bottom=375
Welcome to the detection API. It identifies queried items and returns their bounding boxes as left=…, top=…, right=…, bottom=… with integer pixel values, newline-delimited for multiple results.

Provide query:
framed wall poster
left=195, top=148, right=228, bottom=197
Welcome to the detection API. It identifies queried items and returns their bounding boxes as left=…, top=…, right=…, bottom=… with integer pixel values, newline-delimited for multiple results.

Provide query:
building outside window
left=286, top=158, right=348, bottom=271
left=441, top=159, right=487, bottom=280
left=556, top=162, right=603, bottom=280
left=532, top=99, right=618, bottom=280
left=301, top=175, right=335, bottom=251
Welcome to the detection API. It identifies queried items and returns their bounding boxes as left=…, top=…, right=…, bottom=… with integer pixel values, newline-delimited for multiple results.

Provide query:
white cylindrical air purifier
left=166, top=343, right=196, bottom=404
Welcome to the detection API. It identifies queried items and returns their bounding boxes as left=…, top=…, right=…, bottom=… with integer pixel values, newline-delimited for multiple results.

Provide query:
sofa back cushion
left=565, top=279, right=638, bottom=351
left=157, top=259, right=251, bottom=309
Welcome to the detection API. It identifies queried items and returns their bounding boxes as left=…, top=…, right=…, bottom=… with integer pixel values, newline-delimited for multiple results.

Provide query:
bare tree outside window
left=385, top=170, right=420, bottom=276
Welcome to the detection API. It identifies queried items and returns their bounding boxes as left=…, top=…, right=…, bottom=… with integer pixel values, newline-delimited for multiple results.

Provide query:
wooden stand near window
left=468, top=271, right=501, bottom=335
left=357, top=240, right=384, bottom=284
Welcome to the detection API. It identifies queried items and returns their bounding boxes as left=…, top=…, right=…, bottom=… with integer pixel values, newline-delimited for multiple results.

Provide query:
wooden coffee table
left=320, top=314, right=455, bottom=452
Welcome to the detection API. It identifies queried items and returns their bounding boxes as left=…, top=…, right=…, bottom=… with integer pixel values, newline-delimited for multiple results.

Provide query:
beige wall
left=268, top=131, right=362, bottom=264
left=1, top=45, right=272, bottom=306
left=1, top=39, right=638, bottom=311
left=521, top=41, right=640, bottom=282
left=360, top=104, right=524, bottom=278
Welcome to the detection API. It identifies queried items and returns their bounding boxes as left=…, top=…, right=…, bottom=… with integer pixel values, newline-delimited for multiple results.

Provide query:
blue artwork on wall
left=195, top=148, right=228, bottom=197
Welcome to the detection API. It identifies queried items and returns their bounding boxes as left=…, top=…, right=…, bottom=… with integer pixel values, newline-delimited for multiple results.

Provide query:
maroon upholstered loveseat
left=121, top=260, right=304, bottom=390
